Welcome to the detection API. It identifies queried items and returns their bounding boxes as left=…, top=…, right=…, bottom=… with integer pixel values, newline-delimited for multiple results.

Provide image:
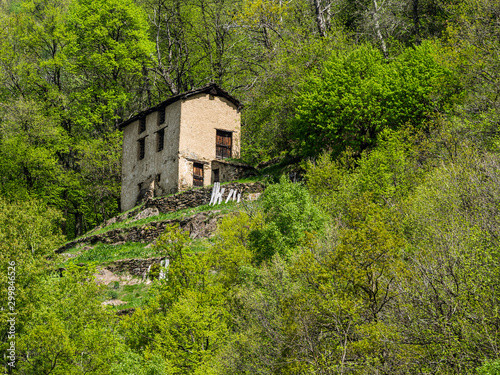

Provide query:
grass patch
left=188, top=238, right=212, bottom=253
left=63, top=237, right=212, bottom=267
left=62, top=242, right=158, bottom=265
left=105, top=281, right=150, bottom=310
left=90, top=201, right=239, bottom=237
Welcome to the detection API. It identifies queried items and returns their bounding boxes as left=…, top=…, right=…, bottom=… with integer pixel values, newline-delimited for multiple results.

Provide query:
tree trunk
left=412, top=0, right=421, bottom=45
left=312, top=0, right=326, bottom=37
left=75, top=212, right=83, bottom=238
left=372, top=0, right=388, bottom=58
left=62, top=190, right=68, bottom=236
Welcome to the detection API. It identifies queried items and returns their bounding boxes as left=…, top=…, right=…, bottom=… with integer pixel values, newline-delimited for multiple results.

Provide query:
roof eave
left=118, top=83, right=242, bottom=129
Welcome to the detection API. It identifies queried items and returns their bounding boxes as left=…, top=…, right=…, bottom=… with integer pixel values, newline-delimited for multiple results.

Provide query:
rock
left=102, top=299, right=127, bottom=306
left=132, top=207, right=160, bottom=222
left=106, top=257, right=165, bottom=277
left=116, top=212, right=129, bottom=223
left=106, top=217, right=117, bottom=226
left=116, top=308, right=135, bottom=316
left=112, top=241, right=126, bottom=246
left=247, top=192, right=262, bottom=201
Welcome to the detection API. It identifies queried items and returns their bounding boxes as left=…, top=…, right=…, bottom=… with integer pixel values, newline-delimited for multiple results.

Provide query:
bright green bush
left=305, top=128, right=423, bottom=216
left=250, top=176, right=326, bottom=263
left=478, top=359, right=500, bottom=375
left=291, top=42, right=460, bottom=158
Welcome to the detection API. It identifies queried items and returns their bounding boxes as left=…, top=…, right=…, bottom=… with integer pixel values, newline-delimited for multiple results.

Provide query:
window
left=139, top=117, right=146, bottom=134
left=138, top=138, right=145, bottom=160
left=216, top=130, right=232, bottom=159
left=193, top=163, right=204, bottom=187
left=213, top=168, right=219, bottom=183
left=158, top=106, right=166, bottom=125
left=157, top=128, right=165, bottom=152
left=156, top=174, right=161, bottom=182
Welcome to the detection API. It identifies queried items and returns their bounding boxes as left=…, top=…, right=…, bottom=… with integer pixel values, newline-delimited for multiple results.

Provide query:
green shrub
left=250, top=176, right=326, bottom=263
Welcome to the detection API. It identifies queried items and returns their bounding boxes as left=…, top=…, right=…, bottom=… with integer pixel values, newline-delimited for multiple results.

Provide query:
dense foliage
left=291, top=42, right=460, bottom=157
left=2, top=0, right=500, bottom=373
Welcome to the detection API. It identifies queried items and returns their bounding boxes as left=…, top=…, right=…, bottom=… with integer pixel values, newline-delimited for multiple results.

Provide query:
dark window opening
left=158, top=106, right=166, bottom=125
left=138, top=138, right=145, bottom=160
left=193, top=163, right=204, bottom=187
left=213, top=169, right=219, bottom=183
left=157, top=128, right=165, bottom=152
left=139, top=117, right=146, bottom=133
left=156, top=173, right=161, bottom=182
left=216, top=130, right=232, bottom=159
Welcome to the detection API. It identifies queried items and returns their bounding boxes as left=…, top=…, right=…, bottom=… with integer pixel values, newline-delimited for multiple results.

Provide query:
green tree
left=286, top=195, right=407, bottom=372
left=240, top=34, right=348, bottom=164
left=394, top=148, right=500, bottom=373
left=122, top=225, right=230, bottom=374
left=209, top=210, right=264, bottom=287
left=76, top=130, right=122, bottom=219
left=0, top=98, right=68, bottom=203
left=444, top=0, right=500, bottom=123
left=64, top=0, right=155, bottom=132
left=0, top=197, right=63, bottom=371
left=143, top=0, right=244, bottom=98
left=305, top=128, right=425, bottom=216
left=0, top=0, right=154, bottom=237
left=250, top=176, right=326, bottom=263
left=15, top=264, right=123, bottom=375
left=214, top=256, right=303, bottom=374
left=291, top=42, right=459, bottom=158
left=478, top=359, right=500, bottom=375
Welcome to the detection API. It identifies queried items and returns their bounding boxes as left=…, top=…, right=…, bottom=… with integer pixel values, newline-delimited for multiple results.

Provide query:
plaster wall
left=177, top=93, right=240, bottom=190
left=121, top=101, right=181, bottom=211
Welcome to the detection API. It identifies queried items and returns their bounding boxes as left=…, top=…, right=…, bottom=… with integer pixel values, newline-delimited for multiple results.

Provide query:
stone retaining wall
left=105, top=257, right=165, bottom=277
left=145, top=181, right=265, bottom=213
left=56, top=212, right=222, bottom=253
left=55, top=181, right=266, bottom=254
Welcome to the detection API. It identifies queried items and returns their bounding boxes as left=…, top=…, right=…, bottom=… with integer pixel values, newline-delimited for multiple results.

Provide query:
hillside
left=55, top=181, right=265, bottom=311
left=2, top=0, right=500, bottom=373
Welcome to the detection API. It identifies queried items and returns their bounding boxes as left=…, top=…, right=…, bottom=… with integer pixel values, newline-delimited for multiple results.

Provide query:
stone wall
left=105, top=257, right=165, bottom=277
left=211, top=160, right=255, bottom=184
left=56, top=211, right=222, bottom=253
left=55, top=181, right=266, bottom=254
left=121, top=100, right=182, bottom=212
left=146, top=181, right=265, bottom=213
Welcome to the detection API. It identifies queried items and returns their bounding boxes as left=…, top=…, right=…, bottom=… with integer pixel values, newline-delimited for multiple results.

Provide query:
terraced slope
left=56, top=181, right=265, bottom=311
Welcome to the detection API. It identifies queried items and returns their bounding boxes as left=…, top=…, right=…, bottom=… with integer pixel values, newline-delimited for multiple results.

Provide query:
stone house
left=119, top=84, right=248, bottom=212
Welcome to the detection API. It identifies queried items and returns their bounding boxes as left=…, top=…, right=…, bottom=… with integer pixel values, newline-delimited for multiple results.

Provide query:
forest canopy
left=2, top=0, right=500, bottom=373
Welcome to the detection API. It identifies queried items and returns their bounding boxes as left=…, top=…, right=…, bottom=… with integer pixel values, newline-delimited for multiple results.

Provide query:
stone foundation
left=146, top=181, right=265, bottom=213
left=211, top=160, right=256, bottom=184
